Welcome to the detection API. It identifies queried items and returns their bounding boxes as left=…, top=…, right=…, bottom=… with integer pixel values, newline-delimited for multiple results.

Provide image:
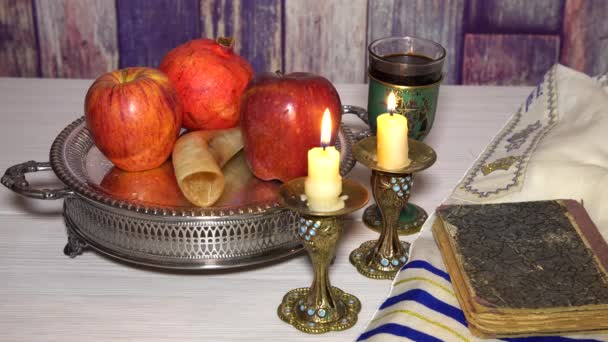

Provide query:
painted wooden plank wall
left=0, top=0, right=38, bottom=77
left=562, top=0, right=608, bottom=76
left=1, top=0, right=607, bottom=85
left=117, top=0, right=200, bottom=68
left=284, top=0, right=367, bottom=83
left=35, top=0, right=118, bottom=78
left=368, top=0, right=465, bottom=84
left=466, top=0, right=564, bottom=34
left=200, top=0, right=282, bottom=74
left=462, top=34, right=560, bottom=85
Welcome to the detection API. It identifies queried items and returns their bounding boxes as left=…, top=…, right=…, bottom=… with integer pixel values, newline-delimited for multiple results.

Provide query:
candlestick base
left=350, top=240, right=411, bottom=279
left=278, top=287, right=361, bottom=334
left=363, top=203, right=428, bottom=235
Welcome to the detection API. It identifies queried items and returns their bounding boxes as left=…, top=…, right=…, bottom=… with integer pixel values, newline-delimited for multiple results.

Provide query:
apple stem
left=275, top=70, right=284, bottom=77
left=120, top=69, right=129, bottom=83
left=217, top=37, right=235, bottom=51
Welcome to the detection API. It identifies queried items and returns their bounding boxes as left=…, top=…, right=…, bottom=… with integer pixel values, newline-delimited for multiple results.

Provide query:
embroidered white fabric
left=452, top=65, right=608, bottom=240
left=451, top=66, right=558, bottom=202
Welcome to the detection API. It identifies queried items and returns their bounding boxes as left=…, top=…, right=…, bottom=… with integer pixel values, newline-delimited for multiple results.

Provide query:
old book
left=433, top=200, right=608, bottom=338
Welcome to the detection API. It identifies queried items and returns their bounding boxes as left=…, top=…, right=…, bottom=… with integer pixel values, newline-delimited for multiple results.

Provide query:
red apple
left=240, top=72, right=342, bottom=182
left=159, top=38, right=253, bottom=130
left=100, top=161, right=191, bottom=207
left=85, top=67, right=182, bottom=172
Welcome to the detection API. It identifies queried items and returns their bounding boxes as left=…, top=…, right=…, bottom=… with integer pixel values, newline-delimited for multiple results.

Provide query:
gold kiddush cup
left=350, top=137, right=436, bottom=279
left=277, top=178, right=369, bottom=334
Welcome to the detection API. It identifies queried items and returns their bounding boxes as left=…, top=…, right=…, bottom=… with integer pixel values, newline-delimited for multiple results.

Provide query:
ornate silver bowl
left=2, top=108, right=362, bottom=270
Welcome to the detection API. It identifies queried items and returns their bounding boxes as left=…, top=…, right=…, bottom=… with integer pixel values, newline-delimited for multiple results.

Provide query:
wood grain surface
left=35, top=0, right=118, bottom=78
left=284, top=0, right=367, bottom=83
left=0, top=0, right=39, bottom=77
left=117, top=0, right=200, bottom=68
left=201, top=0, right=282, bottom=73
left=368, top=0, right=465, bottom=84
left=562, top=0, right=608, bottom=76
left=466, top=0, right=564, bottom=34
left=1, top=0, right=606, bottom=83
left=462, top=34, right=560, bottom=85
left=0, top=76, right=532, bottom=341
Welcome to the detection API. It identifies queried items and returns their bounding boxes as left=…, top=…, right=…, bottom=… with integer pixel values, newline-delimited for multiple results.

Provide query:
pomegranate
left=159, top=37, right=253, bottom=130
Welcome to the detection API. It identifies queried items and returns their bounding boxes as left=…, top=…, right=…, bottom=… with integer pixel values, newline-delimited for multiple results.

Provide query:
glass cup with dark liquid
left=368, top=36, right=445, bottom=140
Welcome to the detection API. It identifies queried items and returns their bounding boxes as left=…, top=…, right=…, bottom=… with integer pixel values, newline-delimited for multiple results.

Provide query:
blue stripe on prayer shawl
left=379, top=289, right=467, bottom=326
left=401, top=260, right=451, bottom=282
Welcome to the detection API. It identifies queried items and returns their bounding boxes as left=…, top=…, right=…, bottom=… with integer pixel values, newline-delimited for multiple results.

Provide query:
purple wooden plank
left=285, top=0, right=367, bottom=83
left=466, top=0, right=564, bottom=34
left=462, top=34, right=560, bottom=86
left=239, top=0, right=281, bottom=73
left=562, top=0, right=608, bottom=76
left=200, top=0, right=282, bottom=73
left=117, top=0, right=200, bottom=68
left=0, top=0, right=38, bottom=77
left=368, top=0, right=465, bottom=84
left=35, top=0, right=118, bottom=78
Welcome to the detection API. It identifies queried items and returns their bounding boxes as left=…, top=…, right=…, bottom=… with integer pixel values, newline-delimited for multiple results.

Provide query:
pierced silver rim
left=63, top=204, right=304, bottom=269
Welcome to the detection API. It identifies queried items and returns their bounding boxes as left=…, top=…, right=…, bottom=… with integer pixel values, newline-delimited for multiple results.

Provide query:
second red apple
left=240, top=72, right=342, bottom=182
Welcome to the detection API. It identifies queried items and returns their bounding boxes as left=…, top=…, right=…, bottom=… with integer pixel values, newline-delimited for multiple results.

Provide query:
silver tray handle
left=342, top=105, right=372, bottom=141
left=1, top=161, right=74, bottom=200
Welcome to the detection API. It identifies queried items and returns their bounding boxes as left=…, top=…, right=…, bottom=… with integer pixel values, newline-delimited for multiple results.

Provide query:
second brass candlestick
left=350, top=137, right=436, bottom=279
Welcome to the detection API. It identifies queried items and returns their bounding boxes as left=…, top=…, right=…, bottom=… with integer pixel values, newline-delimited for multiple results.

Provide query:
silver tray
left=1, top=106, right=368, bottom=270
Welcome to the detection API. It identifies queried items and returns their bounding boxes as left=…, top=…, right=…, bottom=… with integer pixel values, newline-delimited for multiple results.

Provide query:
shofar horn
left=172, top=128, right=243, bottom=207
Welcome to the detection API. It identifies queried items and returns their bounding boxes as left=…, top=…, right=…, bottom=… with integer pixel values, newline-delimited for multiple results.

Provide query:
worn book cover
left=433, top=200, right=608, bottom=338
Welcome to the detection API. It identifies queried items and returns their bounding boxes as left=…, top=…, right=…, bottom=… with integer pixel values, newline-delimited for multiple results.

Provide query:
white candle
left=377, top=92, right=410, bottom=170
left=304, top=109, right=344, bottom=212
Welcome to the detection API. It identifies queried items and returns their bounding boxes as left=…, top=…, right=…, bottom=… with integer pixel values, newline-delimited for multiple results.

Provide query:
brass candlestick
left=350, top=137, right=436, bottom=279
left=277, top=178, right=369, bottom=334
left=363, top=200, right=429, bottom=235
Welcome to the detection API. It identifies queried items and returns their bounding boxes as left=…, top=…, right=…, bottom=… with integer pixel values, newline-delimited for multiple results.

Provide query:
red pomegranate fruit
left=159, top=37, right=253, bottom=130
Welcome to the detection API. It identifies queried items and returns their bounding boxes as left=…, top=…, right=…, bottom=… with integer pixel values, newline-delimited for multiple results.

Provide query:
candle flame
left=387, top=91, right=397, bottom=112
left=320, top=108, right=332, bottom=147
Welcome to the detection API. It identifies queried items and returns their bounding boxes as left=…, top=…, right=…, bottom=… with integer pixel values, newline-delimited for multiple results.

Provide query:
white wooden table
left=0, top=78, right=532, bottom=342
